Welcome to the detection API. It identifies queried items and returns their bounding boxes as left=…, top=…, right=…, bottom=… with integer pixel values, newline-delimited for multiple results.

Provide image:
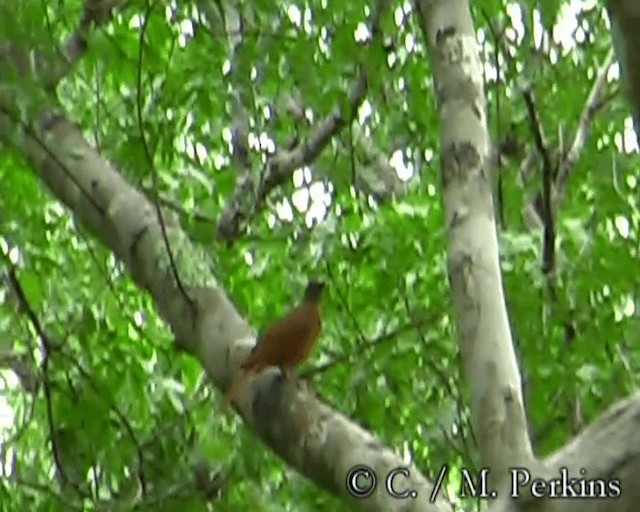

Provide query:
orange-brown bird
left=226, top=280, right=325, bottom=406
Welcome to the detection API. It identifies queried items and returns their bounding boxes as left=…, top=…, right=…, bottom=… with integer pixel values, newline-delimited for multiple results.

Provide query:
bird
left=226, top=280, right=326, bottom=407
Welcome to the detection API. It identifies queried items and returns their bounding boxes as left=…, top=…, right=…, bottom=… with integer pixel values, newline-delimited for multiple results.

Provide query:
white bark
left=0, top=104, right=452, bottom=511
left=415, top=0, right=533, bottom=481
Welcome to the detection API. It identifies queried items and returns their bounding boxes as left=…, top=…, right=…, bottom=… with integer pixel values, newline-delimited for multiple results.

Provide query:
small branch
left=256, top=72, right=369, bottom=202
left=556, top=48, right=615, bottom=197
left=522, top=88, right=556, bottom=279
left=210, top=2, right=263, bottom=241
left=351, top=123, right=410, bottom=200
left=4, top=265, right=78, bottom=493
left=135, top=5, right=194, bottom=314
left=46, top=0, right=123, bottom=90
left=303, top=318, right=431, bottom=378
left=140, top=189, right=217, bottom=224
left=63, top=0, right=121, bottom=66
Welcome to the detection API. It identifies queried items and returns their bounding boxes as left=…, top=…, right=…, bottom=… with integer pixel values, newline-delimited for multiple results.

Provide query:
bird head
left=303, top=280, right=325, bottom=303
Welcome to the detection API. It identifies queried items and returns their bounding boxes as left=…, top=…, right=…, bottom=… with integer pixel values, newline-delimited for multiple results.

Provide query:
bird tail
left=224, top=372, right=247, bottom=410
left=224, top=360, right=273, bottom=411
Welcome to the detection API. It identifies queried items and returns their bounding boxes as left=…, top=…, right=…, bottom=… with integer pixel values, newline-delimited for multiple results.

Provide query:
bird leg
left=280, top=366, right=304, bottom=389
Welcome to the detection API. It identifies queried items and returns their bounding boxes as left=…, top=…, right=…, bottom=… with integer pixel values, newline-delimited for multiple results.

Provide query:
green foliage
left=0, top=0, right=635, bottom=511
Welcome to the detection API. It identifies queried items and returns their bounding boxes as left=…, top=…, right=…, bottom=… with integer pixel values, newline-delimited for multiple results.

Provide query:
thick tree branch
left=415, top=0, right=533, bottom=486
left=607, top=0, right=640, bottom=140
left=0, top=87, right=452, bottom=512
left=491, top=392, right=640, bottom=512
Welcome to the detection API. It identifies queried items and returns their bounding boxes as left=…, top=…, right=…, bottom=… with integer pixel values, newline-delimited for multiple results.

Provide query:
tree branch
left=0, top=77, right=452, bottom=512
left=216, top=0, right=390, bottom=241
left=415, top=0, right=533, bottom=486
